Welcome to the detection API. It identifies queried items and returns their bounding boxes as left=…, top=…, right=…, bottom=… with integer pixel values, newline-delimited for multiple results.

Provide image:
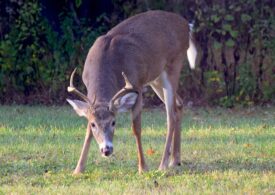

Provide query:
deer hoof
left=158, top=164, right=168, bottom=171
left=169, top=160, right=181, bottom=168
left=138, top=165, right=148, bottom=174
left=72, top=171, right=82, bottom=176
left=73, top=168, right=84, bottom=175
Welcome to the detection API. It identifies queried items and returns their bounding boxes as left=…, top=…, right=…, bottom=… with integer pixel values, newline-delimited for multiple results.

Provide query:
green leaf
left=214, top=41, right=222, bottom=49
left=226, top=39, right=235, bottom=47
left=25, top=66, right=34, bottom=74
left=211, top=15, right=221, bottom=23
left=241, top=14, right=252, bottom=22
left=225, top=15, right=234, bottom=21
left=75, top=0, right=82, bottom=8
left=230, top=30, right=239, bottom=38
left=223, top=24, right=232, bottom=31
left=234, top=6, right=241, bottom=12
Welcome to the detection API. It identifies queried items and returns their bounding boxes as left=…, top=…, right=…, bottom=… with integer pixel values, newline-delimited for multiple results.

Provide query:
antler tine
left=92, top=94, right=96, bottom=105
left=109, top=72, right=138, bottom=112
left=122, top=72, right=133, bottom=89
left=67, top=68, right=93, bottom=106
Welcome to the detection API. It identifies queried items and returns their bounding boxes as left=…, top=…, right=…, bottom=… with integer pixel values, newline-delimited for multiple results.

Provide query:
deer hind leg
left=131, top=92, right=148, bottom=174
left=167, top=57, right=184, bottom=168
left=151, top=60, right=184, bottom=170
left=150, top=71, right=176, bottom=170
left=169, top=93, right=183, bottom=167
left=151, top=82, right=183, bottom=168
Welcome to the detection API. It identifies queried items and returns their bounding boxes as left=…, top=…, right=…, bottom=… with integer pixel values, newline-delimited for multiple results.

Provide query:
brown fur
left=68, top=10, right=193, bottom=174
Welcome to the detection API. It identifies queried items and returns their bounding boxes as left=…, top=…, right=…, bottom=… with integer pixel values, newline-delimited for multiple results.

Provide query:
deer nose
left=101, top=145, right=113, bottom=156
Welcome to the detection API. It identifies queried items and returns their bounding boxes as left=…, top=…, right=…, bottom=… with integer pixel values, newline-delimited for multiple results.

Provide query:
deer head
left=67, top=69, right=139, bottom=157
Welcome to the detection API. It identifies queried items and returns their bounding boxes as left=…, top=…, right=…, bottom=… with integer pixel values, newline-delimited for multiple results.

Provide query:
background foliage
left=0, top=0, right=274, bottom=106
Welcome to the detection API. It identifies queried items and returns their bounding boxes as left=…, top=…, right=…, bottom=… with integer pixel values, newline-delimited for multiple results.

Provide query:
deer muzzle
left=99, top=141, right=113, bottom=157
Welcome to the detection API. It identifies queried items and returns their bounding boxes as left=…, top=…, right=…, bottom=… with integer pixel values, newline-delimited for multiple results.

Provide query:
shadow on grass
left=1, top=153, right=274, bottom=187
left=178, top=158, right=275, bottom=174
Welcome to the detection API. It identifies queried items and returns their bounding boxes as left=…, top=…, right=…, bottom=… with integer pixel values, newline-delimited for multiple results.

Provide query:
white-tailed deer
left=67, top=10, right=197, bottom=174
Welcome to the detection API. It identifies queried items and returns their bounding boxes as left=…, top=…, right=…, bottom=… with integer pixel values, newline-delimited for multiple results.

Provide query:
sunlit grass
left=0, top=106, right=274, bottom=194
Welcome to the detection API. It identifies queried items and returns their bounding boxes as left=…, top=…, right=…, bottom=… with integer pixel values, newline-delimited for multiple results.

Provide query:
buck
left=67, top=10, right=197, bottom=174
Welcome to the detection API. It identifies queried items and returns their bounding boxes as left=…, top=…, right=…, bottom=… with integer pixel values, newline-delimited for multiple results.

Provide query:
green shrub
left=0, top=0, right=104, bottom=104
left=0, top=0, right=274, bottom=106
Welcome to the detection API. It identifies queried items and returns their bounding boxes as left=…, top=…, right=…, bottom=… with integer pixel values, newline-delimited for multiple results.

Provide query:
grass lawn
left=0, top=105, right=274, bottom=194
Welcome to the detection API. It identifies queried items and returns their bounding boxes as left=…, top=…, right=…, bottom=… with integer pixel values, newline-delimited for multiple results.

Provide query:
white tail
left=187, top=23, right=197, bottom=69
left=67, top=10, right=197, bottom=175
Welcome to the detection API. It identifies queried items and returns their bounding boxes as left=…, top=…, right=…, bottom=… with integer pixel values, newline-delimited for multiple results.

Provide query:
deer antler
left=67, top=68, right=95, bottom=106
left=109, top=72, right=138, bottom=112
left=121, top=72, right=133, bottom=89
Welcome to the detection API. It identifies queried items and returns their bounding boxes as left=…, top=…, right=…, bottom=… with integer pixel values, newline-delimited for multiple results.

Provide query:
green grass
left=0, top=106, right=274, bottom=194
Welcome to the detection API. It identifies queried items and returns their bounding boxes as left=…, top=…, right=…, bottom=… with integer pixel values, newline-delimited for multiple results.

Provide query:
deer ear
left=67, top=99, right=89, bottom=118
left=111, top=92, right=138, bottom=113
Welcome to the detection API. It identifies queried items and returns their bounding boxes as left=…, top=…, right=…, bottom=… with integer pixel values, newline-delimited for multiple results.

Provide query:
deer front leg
left=131, top=92, right=148, bottom=174
left=73, top=124, right=92, bottom=174
left=132, top=112, right=148, bottom=173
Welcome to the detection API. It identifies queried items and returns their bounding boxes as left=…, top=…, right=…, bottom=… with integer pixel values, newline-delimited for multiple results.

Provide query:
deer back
left=82, top=10, right=189, bottom=103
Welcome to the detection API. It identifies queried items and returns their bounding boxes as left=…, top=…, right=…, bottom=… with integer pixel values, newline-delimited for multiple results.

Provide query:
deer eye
left=111, top=120, right=116, bottom=127
left=91, top=122, right=96, bottom=128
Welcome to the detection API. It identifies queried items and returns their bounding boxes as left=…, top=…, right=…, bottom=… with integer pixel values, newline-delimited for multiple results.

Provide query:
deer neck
left=86, top=70, right=124, bottom=105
